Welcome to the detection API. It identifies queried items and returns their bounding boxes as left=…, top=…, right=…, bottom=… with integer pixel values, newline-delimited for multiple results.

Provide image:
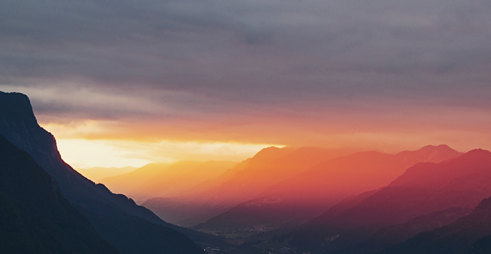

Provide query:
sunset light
left=1, top=0, right=491, bottom=253
left=55, top=137, right=281, bottom=169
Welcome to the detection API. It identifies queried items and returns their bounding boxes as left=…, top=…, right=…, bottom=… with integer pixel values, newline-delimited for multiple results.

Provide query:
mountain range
left=3, top=90, right=491, bottom=254
left=259, top=149, right=491, bottom=254
left=142, top=147, right=352, bottom=226
left=380, top=194, right=491, bottom=254
left=196, top=146, right=461, bottom=236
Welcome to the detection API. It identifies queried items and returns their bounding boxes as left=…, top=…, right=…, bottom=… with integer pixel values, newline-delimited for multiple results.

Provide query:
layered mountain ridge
left=277, top=148, right=491, bottom=254
left=196, top=145, right=461, bottom=235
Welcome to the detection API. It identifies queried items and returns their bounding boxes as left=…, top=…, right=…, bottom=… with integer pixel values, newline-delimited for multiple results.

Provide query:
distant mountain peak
left=408, top=144, right=458, bottom=155
left=460, top=148, right=491, bottom=159
left=420, top=144, right=453, bottom=150
left=395, top=144, right=461, bottom=164
left=256, top=146, right=283, bottom=154
left=250, top=146, right=286, bottom=161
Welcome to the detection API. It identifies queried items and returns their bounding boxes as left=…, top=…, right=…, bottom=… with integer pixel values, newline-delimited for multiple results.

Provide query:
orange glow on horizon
left=55, top=137, right=283, bottom=169
left=42, top=118, right=491, bottom=170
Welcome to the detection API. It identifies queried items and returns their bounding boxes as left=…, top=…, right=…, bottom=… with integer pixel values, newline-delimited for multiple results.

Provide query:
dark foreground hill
left=0, top=91, right=202, bottom=254
left=0, top=135, right=118, bottom=253
left=381, top=194, right=491, bottom=254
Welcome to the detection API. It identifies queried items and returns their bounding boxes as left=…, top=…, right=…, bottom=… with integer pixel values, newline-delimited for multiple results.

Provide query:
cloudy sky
left=1, top=0, right=491, bottom=167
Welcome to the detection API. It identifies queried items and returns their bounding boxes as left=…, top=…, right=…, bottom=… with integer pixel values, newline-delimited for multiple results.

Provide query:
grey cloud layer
left=1, top=0, right=491, bottom=120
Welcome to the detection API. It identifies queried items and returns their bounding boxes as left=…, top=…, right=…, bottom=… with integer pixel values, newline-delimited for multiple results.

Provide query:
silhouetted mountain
left=332, top=207, right=470, bottom=254
left=370, top=207, right=469, bottom=251
left=313, top=149, right=491, bottom=226
left=382, top=192, right=491, bottom=254
left=0, top=92, right=202, bottom=254
left=286, top=149, right=491, bottom=254
left=0, top=135, right=118, bottom=253
left=197, top=146, right=461, bottom=236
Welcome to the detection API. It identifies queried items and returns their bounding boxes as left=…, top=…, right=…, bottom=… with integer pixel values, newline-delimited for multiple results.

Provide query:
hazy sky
left=1, top=0, right=491, bottom=167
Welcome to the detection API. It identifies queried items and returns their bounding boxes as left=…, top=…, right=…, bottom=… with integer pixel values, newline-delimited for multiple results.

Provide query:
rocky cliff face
left=0, top=92, right=61, bottom=173
left=0, top=91, right=202, bottom=254
left=0, top=135, right=119, bottom=253
left=0, top=92, right=157, bottom=222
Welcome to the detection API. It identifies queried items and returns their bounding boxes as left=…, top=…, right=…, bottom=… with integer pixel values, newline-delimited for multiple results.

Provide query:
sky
left=1, top=0, right=491, bottom=168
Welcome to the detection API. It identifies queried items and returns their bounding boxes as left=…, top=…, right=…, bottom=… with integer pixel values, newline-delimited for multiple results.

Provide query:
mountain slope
left=287, top=149, right=491, bottom=254
left=0, top=135, right=118, bottom=253
left=197, top=146, right=461, bottom=235
left=144, top=146, right=352, bottom=227
left=0, top=92, right=202, bottom=254
left=381, top=194, right=491, bottom=254
left=326, top=149, right=491, bottom=228
left=200, top=146, right=352, bottom=206
left=265, top=145, right=462, bottom=208
left=103, top=161, right=235, bottom=203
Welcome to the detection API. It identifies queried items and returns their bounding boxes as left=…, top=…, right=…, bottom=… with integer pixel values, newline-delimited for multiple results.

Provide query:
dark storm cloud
left=1, top=0, right=491, bottom=120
